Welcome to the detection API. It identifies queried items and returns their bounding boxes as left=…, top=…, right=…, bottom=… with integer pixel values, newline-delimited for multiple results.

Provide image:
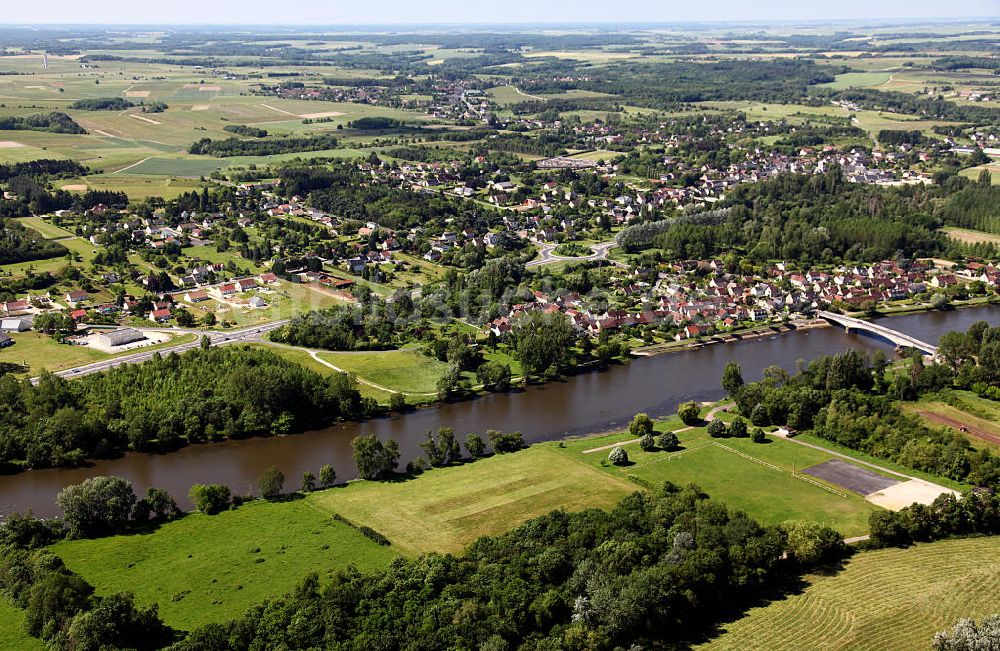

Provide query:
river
left=2, top=305, right=998, bottom=517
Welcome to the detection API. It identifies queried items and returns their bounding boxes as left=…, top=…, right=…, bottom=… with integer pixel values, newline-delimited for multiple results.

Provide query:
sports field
left=699, top=536, right=1000, bottom=651
left=50, top=498, right=397, bottom=630
left=309, top=445, right=636, bottom=555
left=563, top=418, right=880, bottom=537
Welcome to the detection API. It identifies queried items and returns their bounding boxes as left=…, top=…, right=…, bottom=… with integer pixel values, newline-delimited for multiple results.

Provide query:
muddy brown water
left=2, top=305, right=997, bottom=517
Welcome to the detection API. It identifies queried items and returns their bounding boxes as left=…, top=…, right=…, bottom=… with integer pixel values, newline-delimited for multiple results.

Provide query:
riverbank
left=632, top=319, right=828, bottom=357
left=2, top=304, right=997, bottom=518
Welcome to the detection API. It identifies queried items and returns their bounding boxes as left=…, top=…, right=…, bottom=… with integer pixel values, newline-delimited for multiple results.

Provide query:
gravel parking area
left=801, top=459, right=900, bottom=495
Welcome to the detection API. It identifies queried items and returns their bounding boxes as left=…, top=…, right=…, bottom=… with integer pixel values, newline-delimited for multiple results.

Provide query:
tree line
left=722, top=320, right=1000, bottom=490
left=188, top=134, right=338, bottom=157
left=0, top=112, right=85, bottom=134
left=0, top=345, right=373, bottom=472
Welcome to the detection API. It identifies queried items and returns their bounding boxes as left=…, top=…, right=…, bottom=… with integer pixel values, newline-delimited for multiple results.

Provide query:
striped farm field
left=700, top=536, right=1000, bottom=651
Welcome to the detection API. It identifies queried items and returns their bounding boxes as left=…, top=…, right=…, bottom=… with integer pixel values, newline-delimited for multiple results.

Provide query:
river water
left=2, top=305, right=998, bottom=517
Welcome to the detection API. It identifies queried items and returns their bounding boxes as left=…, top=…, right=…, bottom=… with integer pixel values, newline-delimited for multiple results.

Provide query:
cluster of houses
left=487, top=259, right=979, bottom=341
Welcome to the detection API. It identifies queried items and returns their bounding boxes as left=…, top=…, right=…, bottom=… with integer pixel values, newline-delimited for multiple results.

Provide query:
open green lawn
left=0, top=597, right=43, bottom=650
left=318, top=349, right=448, bottom=394
left=958, top=163, right=1000, bottom=185
left=817, top=71, right=893, bottom=90
left=699, top=536, right=1000, bottom=651
left=309, top=445, right=636, bottom=555
left=50, top=498, right=397, bottom=631
left=560, top=418, right=879, bottom=537
left=16, top=216, right=75, bottom=239
left=58, top=175, right=207, bottom=199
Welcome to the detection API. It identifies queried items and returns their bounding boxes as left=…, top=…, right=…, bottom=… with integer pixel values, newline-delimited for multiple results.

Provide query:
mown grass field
left=309, top=445, right=636, bottom=555
left=817, top=71, right=893, bottom=90
left=942, top=226, right=1000, bottom=245
left=16, top=215, right=75, bottom=239
left=906, top=390, right=1000, bottom=453
left=318, top=349, right=449, bottom=394
left=699, top=536, right=1000, bottom=651
left=561, top=415, right=879, bottom=537
left=0, top=597, right=43, bottom=650
left=959, top=164, right=1000, bottom=185
left=50, top=498, right=397, bottom=631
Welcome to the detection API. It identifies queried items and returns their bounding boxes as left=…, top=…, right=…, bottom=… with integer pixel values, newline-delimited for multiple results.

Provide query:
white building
left=96, top=328, right=145, bottom=348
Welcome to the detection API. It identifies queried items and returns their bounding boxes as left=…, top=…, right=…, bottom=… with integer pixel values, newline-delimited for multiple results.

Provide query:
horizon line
left=0, top=16, right=998, bottom=28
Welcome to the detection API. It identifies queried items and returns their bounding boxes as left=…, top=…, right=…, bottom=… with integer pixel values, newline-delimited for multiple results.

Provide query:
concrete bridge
left=817, top=310, right=939, bottom=358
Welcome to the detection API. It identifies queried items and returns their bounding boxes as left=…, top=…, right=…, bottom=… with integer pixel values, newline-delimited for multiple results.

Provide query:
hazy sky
left=3, top=0, right=998, bottom=25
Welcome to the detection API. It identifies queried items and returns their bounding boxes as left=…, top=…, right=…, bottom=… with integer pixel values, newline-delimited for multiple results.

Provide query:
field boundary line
left=711, top=441, right=849, bottom=497
left=711, top=441, right=783, bottom=471
left=111, top=157, right=151, bottom=175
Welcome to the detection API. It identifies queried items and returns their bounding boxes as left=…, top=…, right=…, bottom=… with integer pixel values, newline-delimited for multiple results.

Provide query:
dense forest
left=188, top=134, right=338, bottom=156
left=619, top=168, right=944, bottom=263
left=0, top=216, right=68, bottom=264
left=0, top=112, right=86, bottom=134
left=283, top=164, right=491, bottom=231
left=222, top=124, right=268, bottom=138
left=0, top=159, right=87, bottom=182
left=938, top=184, right=1000, bottom=235
left=0, top=345, right=371, bottom=472
left=521, top=59, right=848, bottom=107
left=68, top=97, right=134, bottom=111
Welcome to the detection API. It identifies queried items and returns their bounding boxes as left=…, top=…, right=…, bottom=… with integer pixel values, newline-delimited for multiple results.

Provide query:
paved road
left=33, top=321, right=287, bottom=385
left=526, top=240, right=619, bottom=268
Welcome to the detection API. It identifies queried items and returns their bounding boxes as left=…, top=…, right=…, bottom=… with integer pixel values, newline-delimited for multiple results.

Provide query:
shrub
left=750, top=403, right=770, bottom=426
left=751, top=428, right=767, bottom=443
left=639, top=433, right=656, bottom=451
left=629, top=413, right=655, bottom=438
left=258, top=465, right=284, bottom=499
left=609, top=446, right=628, bottom=466
left=729, top=417, right=748, bottom=438
left=188, top=484, right=231, bottom=515
left=465, top=433, right=486, bottom=458
left=678, top=401, right=701, bottom=426
left=389, top=392, right=407, bottom=412
left=657, top=431, right=680, bottom=451
left=707, top=419, right=728, bottom=438
left=319, top=464, right=336, bottom=487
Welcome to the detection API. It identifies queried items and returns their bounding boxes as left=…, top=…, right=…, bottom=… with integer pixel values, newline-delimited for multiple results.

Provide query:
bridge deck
left=817, top=311, right=938, bottom=356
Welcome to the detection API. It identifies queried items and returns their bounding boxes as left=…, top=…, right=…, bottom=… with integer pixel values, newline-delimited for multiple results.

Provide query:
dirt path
left=259, top=103, right=299, bottom=117
left=514, top=87, right=546, bottom=101
left=111, top=157, right=150, bottom=174
left=582, top=402, right=734, bottom=454
left=916, top=410, right=1000, bottom=447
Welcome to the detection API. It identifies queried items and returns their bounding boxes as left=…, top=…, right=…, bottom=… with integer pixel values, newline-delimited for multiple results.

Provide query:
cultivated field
left=51, top=498, right=397, bottom=630
left=699, top=536, right=1000, bottom=651
left=309, top=445, right=636, bottom=555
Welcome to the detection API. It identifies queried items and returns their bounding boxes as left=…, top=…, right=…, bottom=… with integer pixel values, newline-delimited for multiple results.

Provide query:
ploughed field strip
left=801, top=459, right=900, bottom=495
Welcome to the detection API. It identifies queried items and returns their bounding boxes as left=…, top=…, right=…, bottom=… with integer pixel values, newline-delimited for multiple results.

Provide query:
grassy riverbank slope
left=51, top=499, right=397, bottom=630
